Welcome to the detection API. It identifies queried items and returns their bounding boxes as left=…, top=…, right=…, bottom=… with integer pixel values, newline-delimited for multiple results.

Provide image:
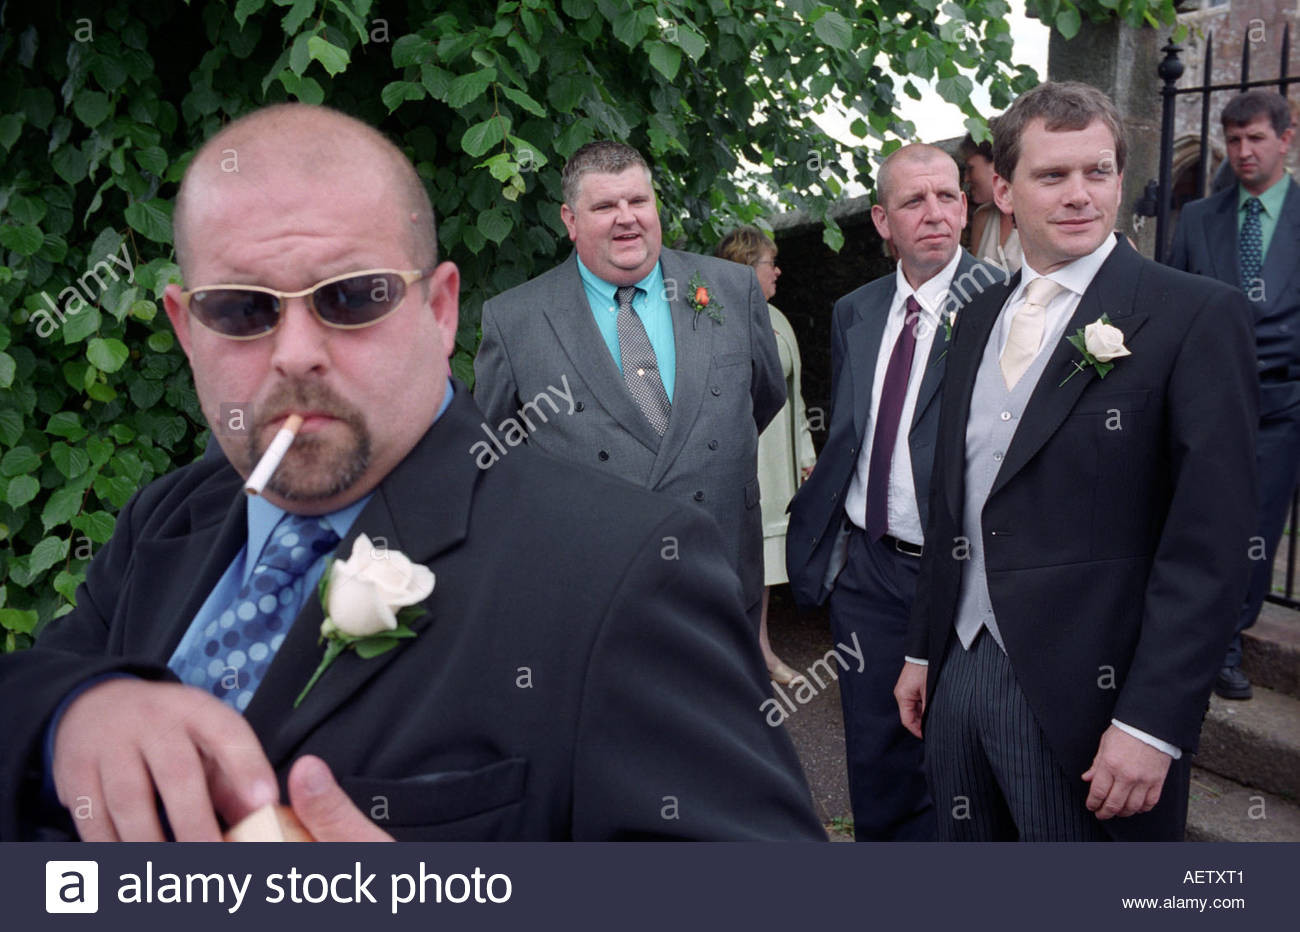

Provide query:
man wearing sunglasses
left=0, top=104, right=823, bottom=842
left=475, top=142, right=787, bottom=629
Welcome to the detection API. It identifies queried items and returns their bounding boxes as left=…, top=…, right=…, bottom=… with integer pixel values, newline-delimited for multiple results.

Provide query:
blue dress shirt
left=576, top=256, right=676, bottom=402
left=165, top=379, right=454, bottom=677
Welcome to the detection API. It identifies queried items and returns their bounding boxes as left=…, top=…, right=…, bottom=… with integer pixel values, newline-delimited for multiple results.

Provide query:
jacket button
left=711, top=386, right=721, bottom=396
left=693, top=490, right=705, bottom=502
left=575, top=401, right=585, bottom=411
left=598, top=450, right=609, bottom=461
left=708, top=440, right=719, bottom=450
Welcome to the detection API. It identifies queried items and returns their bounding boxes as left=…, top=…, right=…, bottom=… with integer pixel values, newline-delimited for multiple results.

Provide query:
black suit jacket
left=908, top=237, right=1258, bottom=840
left=786, top=250, right=996, bottom=606
left=0, top=383, right=823, bottom=841
left=1169, top=179, right=1300, bottom=413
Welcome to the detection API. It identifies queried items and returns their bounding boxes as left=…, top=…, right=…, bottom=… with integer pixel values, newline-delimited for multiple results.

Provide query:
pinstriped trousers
left=925, top=631, right=1109, bottom=841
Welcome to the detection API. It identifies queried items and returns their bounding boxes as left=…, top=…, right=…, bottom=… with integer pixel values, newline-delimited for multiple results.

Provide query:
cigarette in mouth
left=244, top=414, right=303, bottom=496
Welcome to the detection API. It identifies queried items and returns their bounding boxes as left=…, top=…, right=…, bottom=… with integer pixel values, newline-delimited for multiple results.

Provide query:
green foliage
left=2, top=0, right=1128, bottom=651
left=1024, top=0, right=1178, bottom=40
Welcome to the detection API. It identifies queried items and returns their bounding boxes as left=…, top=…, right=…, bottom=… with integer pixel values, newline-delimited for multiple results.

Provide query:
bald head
left=869, top=143, right=966, bottom=289
left=875, top=144, right=959, bottom=209
left=173, top=104, right=435, bottom=281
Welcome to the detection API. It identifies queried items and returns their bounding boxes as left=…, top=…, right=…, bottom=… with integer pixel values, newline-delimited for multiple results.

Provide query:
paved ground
left=769, top=583, right=1300, bottom=844
left=764, top=586, right=854, bottom=840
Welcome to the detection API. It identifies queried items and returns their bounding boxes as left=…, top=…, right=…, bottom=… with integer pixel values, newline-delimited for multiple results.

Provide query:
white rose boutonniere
left=935, top=307, right=958, bottom=361
left=1060, top=314, right=1131, bottom=386
left=294, top=533, right=434, bottom=707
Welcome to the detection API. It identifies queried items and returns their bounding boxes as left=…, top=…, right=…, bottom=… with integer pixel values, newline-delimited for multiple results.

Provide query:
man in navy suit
left=0, top=104, right=824, bottom=842
left=1168, top=90, right=1299, bottom=700
left=787, top=144, right=1002, bottom=840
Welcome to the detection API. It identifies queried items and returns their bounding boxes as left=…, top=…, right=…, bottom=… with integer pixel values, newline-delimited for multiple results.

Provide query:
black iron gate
left=1153, top=27, right=1300, bottom=610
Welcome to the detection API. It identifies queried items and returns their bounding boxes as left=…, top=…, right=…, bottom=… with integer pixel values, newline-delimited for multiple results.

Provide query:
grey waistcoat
left=953, top=305, right=1070, bottom=650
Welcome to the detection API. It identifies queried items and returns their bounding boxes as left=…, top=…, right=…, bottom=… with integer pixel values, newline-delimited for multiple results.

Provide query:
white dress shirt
left=993, top=233, right=1115, bottom=359
left=844, top=248, right=963, bottom=546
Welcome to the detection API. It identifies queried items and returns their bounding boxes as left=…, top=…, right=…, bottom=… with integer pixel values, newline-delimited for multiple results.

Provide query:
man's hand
left=894, top=661, right=927, bottom=739
left=1082, top=725, right=1172, bottom=820
left=288, top=755, right=392, bottom=841
left=53, top=679, right=277, bottom=841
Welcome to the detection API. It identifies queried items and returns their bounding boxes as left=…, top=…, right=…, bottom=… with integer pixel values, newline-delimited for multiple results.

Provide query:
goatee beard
left=246, top=381, right=371, bottom=501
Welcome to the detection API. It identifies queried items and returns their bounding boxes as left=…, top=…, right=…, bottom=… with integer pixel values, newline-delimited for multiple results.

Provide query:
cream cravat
left=1000, top=276, right=1064, bottom=389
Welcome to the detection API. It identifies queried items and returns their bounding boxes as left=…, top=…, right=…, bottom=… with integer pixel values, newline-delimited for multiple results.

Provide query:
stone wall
left=1046, top=18, right=1163, bottom=255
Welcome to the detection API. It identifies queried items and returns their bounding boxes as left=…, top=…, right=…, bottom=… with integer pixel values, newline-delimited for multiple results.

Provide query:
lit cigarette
left=244, top=414, right=303, bottom=496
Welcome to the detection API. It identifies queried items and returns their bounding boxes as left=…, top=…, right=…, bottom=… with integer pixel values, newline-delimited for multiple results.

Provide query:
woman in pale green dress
left=716, top=227, right=816, bottom=685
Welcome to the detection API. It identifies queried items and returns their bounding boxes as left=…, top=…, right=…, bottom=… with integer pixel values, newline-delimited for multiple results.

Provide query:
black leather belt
left=882, top=534, right=923, bottom=558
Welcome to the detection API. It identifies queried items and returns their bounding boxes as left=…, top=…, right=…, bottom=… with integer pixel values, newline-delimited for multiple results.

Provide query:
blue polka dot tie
left=172, top=514, right=339, bottom=711
left=1240, top=197, right=1263, bottom=290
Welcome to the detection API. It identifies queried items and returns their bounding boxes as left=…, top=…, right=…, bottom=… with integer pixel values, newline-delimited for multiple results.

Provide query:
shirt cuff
left=42, top=673, right=138, bottom=805
left=1111, top=719, right=1182, bottom=760
left=903, top=656, right=929, bottom=666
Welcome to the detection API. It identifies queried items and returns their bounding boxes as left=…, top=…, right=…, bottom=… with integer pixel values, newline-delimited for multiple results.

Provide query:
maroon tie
left=865, top=295, right=920, bottom=540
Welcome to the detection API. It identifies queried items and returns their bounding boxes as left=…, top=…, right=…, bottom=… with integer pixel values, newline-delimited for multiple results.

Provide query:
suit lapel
left=541, top=254, right=662, bottom=453
left=989, top=240, right=1150, bottom=499
left=1260, top=180, right=1300, bottom=305
left=908, top=327, right=948, bottom=434
left=1207, top=188, right=1240, bottom=285
left=940, top=274, right=1016, bottom=517
left=246, top=386, right=482, bottom=764
left=845, top=284, right=893, bottom=444
left=648, top=249, right=712, bottom=487
left=127, top=473, right=247, bottom=659
left=908, top=251, right=984, bottom=433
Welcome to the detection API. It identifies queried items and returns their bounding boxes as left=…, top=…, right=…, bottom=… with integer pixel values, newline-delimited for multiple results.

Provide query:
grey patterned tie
left=616, top=285, right=671, bottom=435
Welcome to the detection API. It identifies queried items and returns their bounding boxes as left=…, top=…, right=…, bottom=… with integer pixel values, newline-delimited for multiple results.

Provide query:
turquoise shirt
left=577, top=256, right=676, bottom=402
left=1237, top=173, right=1291, bottom=260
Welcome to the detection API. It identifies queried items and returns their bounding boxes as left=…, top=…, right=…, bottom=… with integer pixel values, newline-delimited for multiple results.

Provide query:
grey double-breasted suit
left=474, top=249, right=785, bottom=610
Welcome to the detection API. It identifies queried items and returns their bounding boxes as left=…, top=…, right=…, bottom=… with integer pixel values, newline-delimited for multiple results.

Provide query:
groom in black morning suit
left=0, top=104, right=823, bottom=842
left=895, top=83, right=1257, bottom=841
left=787, top=144, right=1001, bottom=841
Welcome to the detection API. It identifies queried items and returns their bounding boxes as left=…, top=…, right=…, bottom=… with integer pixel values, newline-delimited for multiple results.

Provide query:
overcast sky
left=814, top=1, right=1050, bottom=194
left=901, top=0, right=1050, bottom=140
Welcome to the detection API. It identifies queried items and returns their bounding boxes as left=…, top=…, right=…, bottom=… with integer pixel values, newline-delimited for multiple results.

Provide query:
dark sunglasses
left=178, top=268, right=435, bottom=340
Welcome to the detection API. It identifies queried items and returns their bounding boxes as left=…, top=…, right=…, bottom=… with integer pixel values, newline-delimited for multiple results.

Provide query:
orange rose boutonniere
left=688, top=272, right=725, bottom=327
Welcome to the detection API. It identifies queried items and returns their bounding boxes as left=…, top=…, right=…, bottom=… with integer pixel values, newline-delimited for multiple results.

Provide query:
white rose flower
left=1083, top=319, right=1131, bottom=363
left=324, top=533, right=435, bottom=638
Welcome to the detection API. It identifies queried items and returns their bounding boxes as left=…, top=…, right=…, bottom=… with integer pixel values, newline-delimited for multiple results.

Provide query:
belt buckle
left=893, top=537, right=922, bottom=558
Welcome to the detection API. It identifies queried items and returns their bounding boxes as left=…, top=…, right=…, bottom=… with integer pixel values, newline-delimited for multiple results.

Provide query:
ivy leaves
left=0, top=2, right=195, bottom=649
left=0, top=0, right=1174, bottom=654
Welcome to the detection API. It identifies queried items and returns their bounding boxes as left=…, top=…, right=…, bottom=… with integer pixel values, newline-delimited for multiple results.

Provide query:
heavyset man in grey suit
left=787, top=144, right=1000, bottom=840
left=475, top=142, right=786, bottom=623
left=1167, top=90, right=1300, bottom=701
